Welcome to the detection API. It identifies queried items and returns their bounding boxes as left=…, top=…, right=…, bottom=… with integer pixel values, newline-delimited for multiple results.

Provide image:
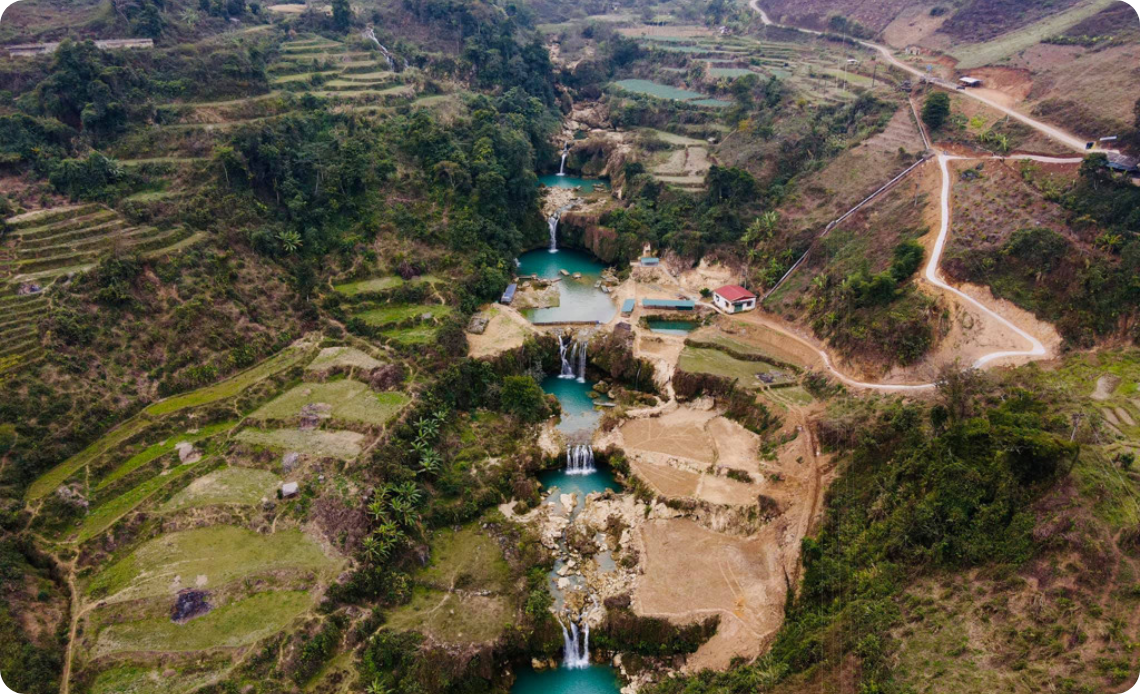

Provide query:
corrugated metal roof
left=714, top=285, right=756, bottom=302
left=640, top=257, right=660, bottom=266
left=621, top=299, right=636, bottom=314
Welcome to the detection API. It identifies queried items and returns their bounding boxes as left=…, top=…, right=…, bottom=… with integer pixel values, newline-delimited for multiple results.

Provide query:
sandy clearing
left=621, top=408, right=719, bottom=465
left=467, top=305, right=536, bottom=359
left=634, top=519, right=787, bottom=669
left=1092, top=374, right=1121, bottom=401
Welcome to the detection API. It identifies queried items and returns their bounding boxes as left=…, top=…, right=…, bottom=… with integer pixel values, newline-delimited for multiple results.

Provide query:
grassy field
left=96, top=420, right=237, bottom=490
left=251, top=380, right=408, bottom=425
left=381, top=325, right=440, bottom=346
left=384, top=524, right=512, bottom=644
left=94, top=590, right=313, bottom=656
left=354, top=303, right=452, bottom=327
left=144, top=346, right=309, bottom=416
left=418, top=526, right=511, bottom=591
left=90, top=665, right=223, bottom=694
left=385, top=587, right=512, bottom=644
left=26, top=417, right=151, bottom=501
left=950, top=0, right=1117, bottom=68
left=75, top=461, right=203, bottom=543
left=87, top=526, right=336, bottom=601
left=235, top=428, right=365, bottom=460
left=305, top=346, right=384, bottom=372
left=332, top=275, right=404, bottom=295
left=679, top=347, right=788, bottom=384
left=161, top=467, right=282, bottom=513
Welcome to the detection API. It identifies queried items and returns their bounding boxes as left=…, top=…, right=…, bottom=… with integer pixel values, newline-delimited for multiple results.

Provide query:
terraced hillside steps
left=2, top=205, right=202, bottom=283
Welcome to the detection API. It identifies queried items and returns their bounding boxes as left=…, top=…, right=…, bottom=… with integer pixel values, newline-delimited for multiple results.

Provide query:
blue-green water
left=512, top=666, right=620, bottom=694
left=539, top=174, right=608, bottom=192
left=540, top=375, right=603, bottom=438
left=539, top=463, right=618, bottom=504
left=517, top=249, right=616, bottom=324
left=647, top=318, right=699, bottom=336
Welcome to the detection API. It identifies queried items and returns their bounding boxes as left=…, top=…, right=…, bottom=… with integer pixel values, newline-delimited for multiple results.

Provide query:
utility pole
left=871, top=60, right=878, bottom=89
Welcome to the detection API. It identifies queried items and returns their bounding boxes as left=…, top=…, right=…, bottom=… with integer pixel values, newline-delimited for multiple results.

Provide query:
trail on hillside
left=746, top=0, right=1098, bottom=153
left=737, top=151, right=1082, bottom=391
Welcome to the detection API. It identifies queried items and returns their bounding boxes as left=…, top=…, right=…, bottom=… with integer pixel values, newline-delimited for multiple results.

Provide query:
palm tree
left=366, top=679, right=391, bottom=694
left=418, top=449, right=442, bottom=475
left=276, top=229, right=302, bottom=254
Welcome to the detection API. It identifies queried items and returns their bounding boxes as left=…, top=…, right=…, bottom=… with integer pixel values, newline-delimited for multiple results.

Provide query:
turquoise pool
left=517, top=249, right=616, bottom=324
left=539, top=175, right=608, bottom=192
left=512, top=665, right=620, bottom=694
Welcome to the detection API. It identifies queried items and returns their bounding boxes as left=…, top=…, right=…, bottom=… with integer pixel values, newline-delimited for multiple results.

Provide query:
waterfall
left=559, top=618, right=590, bottom=668
left=547, top=201, right=576, bottom=254
left=558, top=142, right=569, bottom=176
left=363, top=28, right=397, bottom=70
left=566, top=445, right=595, bottom=476
left=559, top=335, right=576, bottom=379
left=577, top=340, right=586, bottom=382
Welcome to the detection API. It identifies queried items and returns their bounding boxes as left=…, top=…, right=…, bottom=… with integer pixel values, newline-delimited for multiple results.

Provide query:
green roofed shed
left=643, top=299, right=695, bottom=310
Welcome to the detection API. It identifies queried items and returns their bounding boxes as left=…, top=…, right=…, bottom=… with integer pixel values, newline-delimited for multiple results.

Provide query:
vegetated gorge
left=0, top=0, right=1138, bottom=692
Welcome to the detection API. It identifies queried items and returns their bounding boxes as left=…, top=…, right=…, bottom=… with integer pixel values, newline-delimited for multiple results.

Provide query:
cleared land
left=385, top=525, right=513, bottom=644
left=75, top=461, right=202, bottom=544
left=94, top=590, right=313, bottom=656
left=161, top=467, right=282, bottom=512
left=251, top=380, right=408, bottom=425
left=235, top=428, right=365, bottom=460
left=87, top=525, right=336, bottom=602
left=305, top=345, right=384, bottom=373
left=354, top=303, right=452, bottom=327
left=678, top=347, right=791, bottom=385
left=145, top=346, right=309, bottom=416
left=96, top=420, right=237, bottom=490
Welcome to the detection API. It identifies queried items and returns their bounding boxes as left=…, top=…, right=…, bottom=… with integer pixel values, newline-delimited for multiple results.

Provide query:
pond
left=512, top=665, right=621, bottom=694
left=538, top=174, right=608, bottom=192
left=517, top=249, right=616, bottom=325
left=540, top=375, right=604, bottom=438
left=646, top=318, right=700, bottom=336
left=538, top=463, right=618, bottom=509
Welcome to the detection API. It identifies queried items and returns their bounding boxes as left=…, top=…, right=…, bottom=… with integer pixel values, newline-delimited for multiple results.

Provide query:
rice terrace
left=0, top=0, right=1138, bottom=693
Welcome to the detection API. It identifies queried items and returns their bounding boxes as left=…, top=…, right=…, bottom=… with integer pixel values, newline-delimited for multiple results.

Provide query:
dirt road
left=747, top=0, right=1101, bottom=153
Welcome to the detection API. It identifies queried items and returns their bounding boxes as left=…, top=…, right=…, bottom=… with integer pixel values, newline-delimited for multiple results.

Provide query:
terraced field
left=0, top=204, right=203, bottom=374
left=250, top=379, right=409, bottom=425
left=1, top=204, right=198, bottom=282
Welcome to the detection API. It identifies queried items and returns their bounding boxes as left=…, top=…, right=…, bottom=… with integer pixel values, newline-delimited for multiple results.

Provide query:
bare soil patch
left=467, top=305, right=535, bottom=359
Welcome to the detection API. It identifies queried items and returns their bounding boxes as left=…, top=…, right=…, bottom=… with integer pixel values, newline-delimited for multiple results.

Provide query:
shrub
left=922, top=92, right=951, bottom=130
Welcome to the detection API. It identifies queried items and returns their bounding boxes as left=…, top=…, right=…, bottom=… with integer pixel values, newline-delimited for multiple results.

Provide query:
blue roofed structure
left=621, top=299, right=635, bottom=316
left=642, top=299, right=694, bottom=310
left=500, top=283, right=517, bottom=304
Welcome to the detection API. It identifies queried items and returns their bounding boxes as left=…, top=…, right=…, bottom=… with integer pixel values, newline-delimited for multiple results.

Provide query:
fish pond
left=646, top=318, right=700, bottom=336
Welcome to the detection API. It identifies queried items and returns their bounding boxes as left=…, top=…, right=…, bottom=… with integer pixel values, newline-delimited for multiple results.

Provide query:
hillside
left=0, top=0, right=1138, bottom=693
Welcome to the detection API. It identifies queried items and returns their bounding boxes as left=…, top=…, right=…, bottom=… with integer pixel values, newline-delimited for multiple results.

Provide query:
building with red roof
left=712, top=284, right=757, bottom=314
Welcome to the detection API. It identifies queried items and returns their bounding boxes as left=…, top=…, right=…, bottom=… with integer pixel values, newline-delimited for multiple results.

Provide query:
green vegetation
left=95, top=591, right=313, bottom=655
left=75, top=460, right=201, bottom=543
left=234, top=428, right=365, bottom=459
left=678, top=347, right=787, bottom=384
left=922, top=91, right=951, bottom=130
left=650, top=375, right=1082, bottom=694
left=161, top=466, right=282, bottom=512
left=87, top=526, right=335, bottom=600
left=26, top=417, right=151, bottom=501
left=353, top=304, right=453, bottom=327
left=251, top=380, right=409, bottom=426
left=96, top=420, right=237, bottom=490
left=144, top=347, right=309, bottom=416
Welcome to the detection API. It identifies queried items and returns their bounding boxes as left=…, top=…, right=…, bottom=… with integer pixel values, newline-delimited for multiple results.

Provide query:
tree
left=500, top=375, right=547, bottom=422
left=922, top=91, right=951, bottom=130
left=332, top=0, right=351, bottom=31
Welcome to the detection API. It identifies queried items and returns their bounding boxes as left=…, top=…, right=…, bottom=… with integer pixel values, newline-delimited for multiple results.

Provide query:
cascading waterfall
left=577, top=340, right=587, bottom=382
left=363, top=28, right=397, bottom=70
left=548, top=213, right=560, bottom=253
left=559, top=617, right=591, bottom=668
left=559, top=335, right=576, bottom=379
left=558, top=142, right=569, bottom=176
left=547, top=201, right=575, bottom=253
left=566, top=445, right=595, bottom=476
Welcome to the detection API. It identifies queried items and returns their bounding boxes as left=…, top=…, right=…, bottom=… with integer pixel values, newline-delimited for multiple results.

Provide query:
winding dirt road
left=748, top=0, right=1102, bottom=153
left=733, top=0, right=1095, bottom=391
